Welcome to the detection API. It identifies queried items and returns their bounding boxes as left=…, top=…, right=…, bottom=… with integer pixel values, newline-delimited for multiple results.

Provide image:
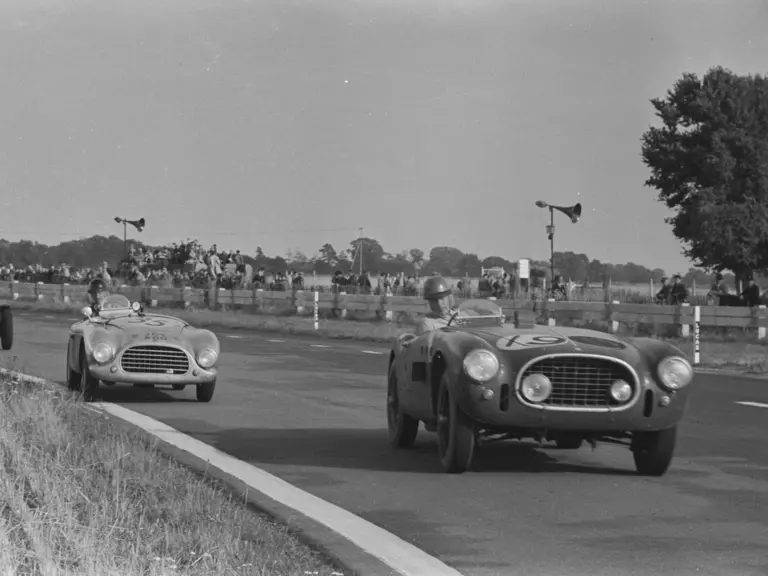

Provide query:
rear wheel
left=436, top=373, right=475, bottom=473
left=632, top=426, right=677, bottom=476
left=79, top=348, right=100, bottom=402
left=196, top=380, right=216, bottom=402
left=387, top=363, right=419, bottom=448
left=0, top=307, right=13, bottom=351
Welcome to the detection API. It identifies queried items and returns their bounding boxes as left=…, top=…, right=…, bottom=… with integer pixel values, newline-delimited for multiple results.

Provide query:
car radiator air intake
left=120, top=345, right=189, bottom=375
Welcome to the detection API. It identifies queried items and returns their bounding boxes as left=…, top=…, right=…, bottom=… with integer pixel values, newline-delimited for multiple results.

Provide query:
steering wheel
left=446, top=310, right=460, bottom=327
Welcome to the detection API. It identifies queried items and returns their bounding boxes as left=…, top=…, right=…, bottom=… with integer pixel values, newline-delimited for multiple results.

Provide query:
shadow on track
left=51, top=380, right=197, bottom=403
left=208, top=427, right=639, bottom=476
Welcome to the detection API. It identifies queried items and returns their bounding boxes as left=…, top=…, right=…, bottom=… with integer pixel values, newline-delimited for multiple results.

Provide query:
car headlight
left=197, top=348, right=218, bottom=369
left=462, top=349, right=499, bottom=382
left=92, top=342, right=114, bottom=364
left=521, top=373, right=553, bottom=403
left=657, top=356, right=693, bottom=391
left=609, top=380, right=633, bottom=402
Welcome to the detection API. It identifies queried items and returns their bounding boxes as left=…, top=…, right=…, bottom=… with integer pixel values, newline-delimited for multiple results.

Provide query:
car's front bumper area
left=453, top=368, right=689, bottom=432
left=87, top=361, right=217, bottom=385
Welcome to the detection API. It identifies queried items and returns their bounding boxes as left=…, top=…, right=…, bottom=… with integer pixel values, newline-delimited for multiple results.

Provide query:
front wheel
left=387, top=363, right=419, bottom=448
left=79, top=348, right=100, bottom=402
left=436, top=373, right=475, bottom=473
left=0, top=307, right=13, bottom=351
left=66, top=340, right=80, bottom=391
left=632, top=426, right=677, bottom=476
left=197, top=379, right=216, bottom=403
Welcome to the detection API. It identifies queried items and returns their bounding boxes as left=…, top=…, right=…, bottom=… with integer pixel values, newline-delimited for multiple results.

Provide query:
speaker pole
left=549, top=207, right=555, bottom=285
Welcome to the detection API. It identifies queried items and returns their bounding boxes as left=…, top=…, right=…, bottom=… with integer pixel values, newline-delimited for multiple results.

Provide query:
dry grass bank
left=3, top=298, right=767, bottom=373
left=0, top=373, right=346, bottom=576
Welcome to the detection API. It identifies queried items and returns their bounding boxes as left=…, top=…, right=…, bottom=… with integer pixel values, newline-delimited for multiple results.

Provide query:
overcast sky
left=0, top=0, right=766, bottom=273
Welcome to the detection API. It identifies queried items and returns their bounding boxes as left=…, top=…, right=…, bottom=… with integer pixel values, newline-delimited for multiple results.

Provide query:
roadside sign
left=518, top=259, right=530, bottom=279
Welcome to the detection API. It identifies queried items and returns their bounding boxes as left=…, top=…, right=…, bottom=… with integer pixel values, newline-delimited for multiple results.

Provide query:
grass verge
left=0, top=373, right=346, bottom=576
left=3, top=298, right=768, bottom=374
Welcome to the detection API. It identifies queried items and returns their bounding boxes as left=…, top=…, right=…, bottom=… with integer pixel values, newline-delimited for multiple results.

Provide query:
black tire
left=66, top=340, right=80, bottom=391
left=196, top=379, right=216, bottom=403
left=79, top=347, right=100, bottom=402
left=0, top=307, right=13, bottom=351
left=387, top=363, right=419, bottom=448
left=632, top=426, right=677, bottom=476
left=555, top=437, right=583, bottom=450
left=172, top=384, right=186, bottom=391
left=436, top=373, right=475, bottom=473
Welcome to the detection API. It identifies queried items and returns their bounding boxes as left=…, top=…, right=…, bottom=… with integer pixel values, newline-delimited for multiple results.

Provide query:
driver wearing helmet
left=416, top=276, right=457, bottom=335
left=87, top=278, right=111, bottom=315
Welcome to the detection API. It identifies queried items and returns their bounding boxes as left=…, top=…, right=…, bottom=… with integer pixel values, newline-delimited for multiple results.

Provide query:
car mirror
left=81, top=306, right=93, bottom=319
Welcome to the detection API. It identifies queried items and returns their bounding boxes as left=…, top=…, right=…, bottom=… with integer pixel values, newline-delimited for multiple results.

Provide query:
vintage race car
left=0, top=305, right=12, bottom=350
left=387, top=298, right=694, bottom=476
left=66, top=294, right=220, bottom=402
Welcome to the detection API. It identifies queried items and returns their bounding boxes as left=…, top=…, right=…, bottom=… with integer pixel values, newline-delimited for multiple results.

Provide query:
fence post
left=385, top=290, right=393, bottom=321
left=759, top=305, right=766, bottom=340
left=150, top=285, right=159, bottom=307
left=693, top=305, right=700, bottom=365
left=295, top=289, right=305, bottom=314
left=314, top=291, right=319, bottom=330
left=35, top=281, right=44, bottom=301
left=62, top=283, right=70, bottom=304
left=681, top=303, right=690, bottom=338
left=611, top=300, right=620, bottom=333
left=183, top=286, right=192, bottom=309
left=547, top=299, right=556, bottom=327
left=339, top=291, right=347, bottom=318
left=11, top=281, right=18, bottom=300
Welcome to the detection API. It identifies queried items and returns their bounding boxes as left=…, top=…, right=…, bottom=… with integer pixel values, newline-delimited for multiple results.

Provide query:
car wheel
left=555, top=437, right=583, bottom=450
left=436, top=373, right=475, bottom=474
left=387, top=363, right=419, bottom=448
left=632, top=426, right=677, bottom=476
left=66, top=340, right=80, bottom=391
left=172, top=384, right=186, bottom=391
left=196, top=379, right=216, bottom=403
left=79, top=348, right=100, bottom=402
left=0, top=307, right=13, bottom=351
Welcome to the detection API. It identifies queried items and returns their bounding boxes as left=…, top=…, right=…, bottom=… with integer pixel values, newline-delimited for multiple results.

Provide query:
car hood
left=85, top=314, right=193, bottom=346
left=453, top=323, right=642, bottom=365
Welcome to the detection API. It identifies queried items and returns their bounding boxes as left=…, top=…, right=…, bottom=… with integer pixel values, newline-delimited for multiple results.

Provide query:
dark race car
left=387, top=298, right=694, bottom=476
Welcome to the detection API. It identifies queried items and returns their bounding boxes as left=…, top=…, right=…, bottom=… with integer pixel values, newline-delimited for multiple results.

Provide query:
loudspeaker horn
left=551, top=203, right=582, bottom=224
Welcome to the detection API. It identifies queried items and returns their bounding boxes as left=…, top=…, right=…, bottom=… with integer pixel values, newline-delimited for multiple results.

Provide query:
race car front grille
left=120, top=345, right=189, bottom=375
left=518, top=356, right=637, bottom=409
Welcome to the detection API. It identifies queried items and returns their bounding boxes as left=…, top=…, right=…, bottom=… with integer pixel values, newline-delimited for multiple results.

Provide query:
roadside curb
left=694, top=367, right=768, bottom=380
left=0, top=369, right=464, bottom=576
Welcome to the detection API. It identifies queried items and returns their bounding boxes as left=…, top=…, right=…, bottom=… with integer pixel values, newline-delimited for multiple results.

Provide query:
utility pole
left=358, top=227, right=364, bottom=275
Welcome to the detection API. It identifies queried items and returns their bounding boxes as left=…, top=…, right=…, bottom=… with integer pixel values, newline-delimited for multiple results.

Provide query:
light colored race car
left=66, top=294, right=220, bottom=402
left=387, top=298, right=694, bottom=476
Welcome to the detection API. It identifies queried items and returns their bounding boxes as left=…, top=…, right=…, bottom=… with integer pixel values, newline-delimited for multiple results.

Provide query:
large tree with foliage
left=641, top=66, right=768, bottom=281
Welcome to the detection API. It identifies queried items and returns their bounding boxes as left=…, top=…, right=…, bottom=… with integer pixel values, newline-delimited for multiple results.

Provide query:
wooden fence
left=1, top=281, right=766, bottom=342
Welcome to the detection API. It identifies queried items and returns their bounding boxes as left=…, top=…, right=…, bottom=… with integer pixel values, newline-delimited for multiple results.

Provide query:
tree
left=348, top=237, right=385, bottom=273
left=641, top=66, right=768, bottom=283
left=408, top=248, right=425, bottom=270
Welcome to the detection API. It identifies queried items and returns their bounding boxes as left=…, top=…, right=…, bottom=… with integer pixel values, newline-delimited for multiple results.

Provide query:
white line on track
left=267, top=339, right=285, bottom=343
left=225, top=335, right=243, bottom=339
left=735, top=401, right=768, bottom=409
left=68, top=318, right=79, bottom=321
left=310, top=344, right=332, bottom=348
left=20, top=313, right=28, bottom=316
left=361, top=350, right=385, bottom=355
left=44, top=315, right=55, bottom=319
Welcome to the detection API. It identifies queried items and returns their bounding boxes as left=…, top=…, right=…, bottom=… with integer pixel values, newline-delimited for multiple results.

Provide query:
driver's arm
left=416, top=316, right=439, bottom=335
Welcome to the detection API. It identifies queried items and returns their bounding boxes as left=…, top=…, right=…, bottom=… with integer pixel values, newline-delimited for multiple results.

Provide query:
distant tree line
left=0, top=235, right=727, bottom=287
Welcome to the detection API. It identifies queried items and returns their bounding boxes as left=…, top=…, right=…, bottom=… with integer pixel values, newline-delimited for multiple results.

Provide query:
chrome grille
left=120, top=345, right=189, bottom=375
left=518, top=356, right=636, bottom=408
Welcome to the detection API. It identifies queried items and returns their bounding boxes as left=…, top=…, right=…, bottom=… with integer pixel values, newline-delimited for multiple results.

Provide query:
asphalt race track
left=6, top=313, right=768, bottom=576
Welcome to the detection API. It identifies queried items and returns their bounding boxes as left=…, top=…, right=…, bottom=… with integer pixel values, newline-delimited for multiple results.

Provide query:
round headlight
left=92, top=342, right=114, bottom=364
left=609, top=380, right=633, bottom=402
left=462, top=349, right=500, bottom=382
left=521, top=373, right=553, bottom=403
left=197, top=348, right=218, bottom=369
left=657, top=356, right=693, bottom=390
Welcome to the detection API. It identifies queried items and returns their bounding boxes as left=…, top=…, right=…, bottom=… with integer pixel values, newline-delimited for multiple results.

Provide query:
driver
left=416, top=276, right=457, bottom=335
left=87, top=278, right=111, bottom=314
